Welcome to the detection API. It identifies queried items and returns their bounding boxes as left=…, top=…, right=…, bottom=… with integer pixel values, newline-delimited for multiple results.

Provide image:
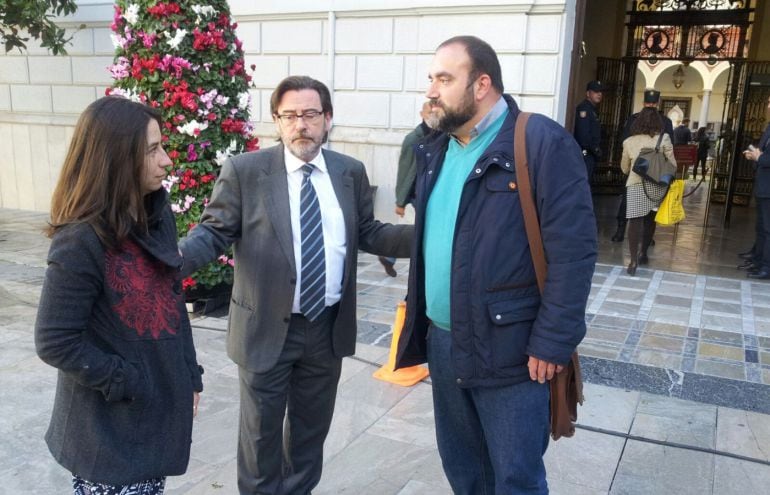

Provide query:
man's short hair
left=270, top=76, right=333, bottom=117
left=437, top=36, right=504, bottom=94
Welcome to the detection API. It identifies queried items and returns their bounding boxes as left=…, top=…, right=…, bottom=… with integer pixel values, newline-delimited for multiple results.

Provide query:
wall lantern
left=672, top=64, right=686, bottom=89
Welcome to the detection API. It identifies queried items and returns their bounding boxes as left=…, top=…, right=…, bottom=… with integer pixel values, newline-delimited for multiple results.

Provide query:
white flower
left=191, top=5, right=217, bottom=17
left=108, top=87, right=142, bottom=103
left=162, top=175, right=180, bottom=192
left=237, top=92, right=250, bottom=110
left=214, top=140, right=238, bottom=165
left=215, top=150, right=231, bottom=166
left=123, top=4, right=140, bottom=25
left=176, top=120, right=209, bottom=137
left=165, top=29, right=187, bottom=50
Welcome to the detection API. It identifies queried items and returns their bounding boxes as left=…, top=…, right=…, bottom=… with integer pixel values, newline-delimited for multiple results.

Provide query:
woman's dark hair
left=696, top=126, right=707, bottom=140
left=438, top=35, right=505, bottom=93
left=270, top=75, right=333, bottom=117
left=629, top=107, right=663, bottom=137
left=46, top=96, right=161, bottom=248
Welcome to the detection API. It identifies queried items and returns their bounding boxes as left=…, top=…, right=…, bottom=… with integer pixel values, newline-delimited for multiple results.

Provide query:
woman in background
left=35, top=97, right=204, bottom=494
left=620, top=107, right=677, bottom=275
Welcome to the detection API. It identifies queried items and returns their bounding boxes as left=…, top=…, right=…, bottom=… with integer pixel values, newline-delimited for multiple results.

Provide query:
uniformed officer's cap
left=586, top=80, right=605, bottom=92
left=643, top=89, right=661, bottom=103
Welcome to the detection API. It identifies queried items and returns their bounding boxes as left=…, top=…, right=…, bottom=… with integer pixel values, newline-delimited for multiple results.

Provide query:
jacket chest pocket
left=484, top=168, right=519, bottom=194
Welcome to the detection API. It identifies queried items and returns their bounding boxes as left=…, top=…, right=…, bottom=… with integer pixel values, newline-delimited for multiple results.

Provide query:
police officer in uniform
left=622, top=89, right=674, bottom=142
left=574, top=80, right=605, bottom=183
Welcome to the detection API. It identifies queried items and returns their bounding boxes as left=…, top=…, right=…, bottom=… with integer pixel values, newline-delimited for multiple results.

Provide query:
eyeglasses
left=274, top=110, right=324, bottom=125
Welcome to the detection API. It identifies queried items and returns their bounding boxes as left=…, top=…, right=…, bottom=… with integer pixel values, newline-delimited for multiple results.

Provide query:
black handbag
left=631, top=132, right=676, bottom=186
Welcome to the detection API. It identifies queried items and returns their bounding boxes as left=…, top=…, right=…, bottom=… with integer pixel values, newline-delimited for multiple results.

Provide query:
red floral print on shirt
left=105, top=240, right=179, bottom=339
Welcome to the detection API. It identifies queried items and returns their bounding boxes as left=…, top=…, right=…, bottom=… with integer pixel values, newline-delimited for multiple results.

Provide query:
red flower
left=147, top=2, right=181, bottom=17
left=221, top=118, right=245, bottom=134
left=180, top=93, right=199, bottom=112
left=192, top=27, right=228, bottom=51
left=168, top=150, right=180, bottom=159
left=182, top=277, right=197, bottom=290
left=228, top=60, right=244, bottom=77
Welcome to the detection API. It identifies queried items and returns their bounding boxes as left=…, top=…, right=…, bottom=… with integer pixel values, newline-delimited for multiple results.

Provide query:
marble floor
left=592, top=177, right=760, bottom=279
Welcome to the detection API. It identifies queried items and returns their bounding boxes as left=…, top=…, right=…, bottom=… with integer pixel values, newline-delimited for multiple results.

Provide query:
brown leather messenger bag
left=513, top=112, right=584, bottom=441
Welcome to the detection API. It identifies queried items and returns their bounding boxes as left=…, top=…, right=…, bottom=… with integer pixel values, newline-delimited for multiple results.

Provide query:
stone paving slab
left=3, top=208, right=770, bottom=493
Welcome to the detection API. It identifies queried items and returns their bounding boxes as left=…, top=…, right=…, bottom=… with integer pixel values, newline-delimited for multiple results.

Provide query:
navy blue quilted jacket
left=395, top=95, right=597, bottom=388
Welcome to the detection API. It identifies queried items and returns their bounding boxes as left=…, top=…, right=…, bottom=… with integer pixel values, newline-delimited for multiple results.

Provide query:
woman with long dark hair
left=620, top=107, right=677, bottom=275
left=35, top=96, right=204, bottom=494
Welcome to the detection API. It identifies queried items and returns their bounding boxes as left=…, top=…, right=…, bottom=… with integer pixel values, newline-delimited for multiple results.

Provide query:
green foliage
left=108, top=0, right=257, bottom=291
left=0, top=0, right=80, bottom=54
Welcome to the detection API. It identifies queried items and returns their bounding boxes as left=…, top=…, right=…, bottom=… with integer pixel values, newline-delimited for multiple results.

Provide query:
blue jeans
left=427, top=325, right=550, bottom=495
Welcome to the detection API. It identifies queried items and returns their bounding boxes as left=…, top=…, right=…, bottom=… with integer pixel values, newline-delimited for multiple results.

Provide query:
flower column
left=107, top=0, right=258, bottom=293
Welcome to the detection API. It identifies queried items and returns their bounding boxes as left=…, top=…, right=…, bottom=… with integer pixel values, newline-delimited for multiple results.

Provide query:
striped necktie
left=299, top=164, right=326, bottom=321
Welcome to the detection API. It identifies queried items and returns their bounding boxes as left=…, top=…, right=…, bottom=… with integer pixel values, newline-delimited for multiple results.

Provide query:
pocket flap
left=485, top=168, right=519, bottom=192
left=488, top=297, right=539, bottom=325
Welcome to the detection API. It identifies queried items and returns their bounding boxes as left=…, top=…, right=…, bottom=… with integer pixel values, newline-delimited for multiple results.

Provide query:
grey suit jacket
left=180, top=144, right=413, bottom=373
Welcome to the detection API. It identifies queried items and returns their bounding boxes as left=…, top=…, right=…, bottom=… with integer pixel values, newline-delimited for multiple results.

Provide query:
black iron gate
left=714, top=64, right=770, bottom=225
left=592, top=57, right=637, bottom=194
left=587, top=0, right=758, bottom=226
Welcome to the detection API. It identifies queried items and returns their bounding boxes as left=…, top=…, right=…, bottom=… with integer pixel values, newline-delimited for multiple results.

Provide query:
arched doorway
left=570, top=0, right=770, bottom=276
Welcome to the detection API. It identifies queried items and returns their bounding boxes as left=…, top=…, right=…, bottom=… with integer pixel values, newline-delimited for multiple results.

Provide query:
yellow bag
left=656, top=180, right=685, bottom=225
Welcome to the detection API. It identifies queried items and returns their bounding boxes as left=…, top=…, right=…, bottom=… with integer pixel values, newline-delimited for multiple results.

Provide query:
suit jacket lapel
left=325, top=150, right=355, bottom=278
left=262, top=146, right=296, bottom=273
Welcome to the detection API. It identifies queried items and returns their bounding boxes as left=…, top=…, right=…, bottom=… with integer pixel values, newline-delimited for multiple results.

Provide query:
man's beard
left=433, top=87, right=477, bottom=133
left=285, top=130, right=324, bottom=162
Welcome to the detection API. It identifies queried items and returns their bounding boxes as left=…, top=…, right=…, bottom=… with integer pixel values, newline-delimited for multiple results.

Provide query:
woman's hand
left=193, top=391, right=200, bottom=417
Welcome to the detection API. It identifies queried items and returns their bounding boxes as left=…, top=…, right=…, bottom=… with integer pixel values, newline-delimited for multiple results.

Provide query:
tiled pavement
left=2, top=208, right=770, bottom=494
left=353, top=254, right=770, bottom=412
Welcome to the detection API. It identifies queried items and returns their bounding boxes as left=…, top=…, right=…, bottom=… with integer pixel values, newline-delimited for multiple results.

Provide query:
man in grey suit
left=180, top=76, right=412, bottom=494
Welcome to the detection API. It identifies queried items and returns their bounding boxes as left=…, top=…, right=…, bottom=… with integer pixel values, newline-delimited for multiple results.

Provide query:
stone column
left=698, top=89, right=712, bottom=128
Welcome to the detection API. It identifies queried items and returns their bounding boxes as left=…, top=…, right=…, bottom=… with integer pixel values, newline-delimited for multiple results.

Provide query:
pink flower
left=111, top=5, right=123, bottom=32
left=187, top=143, right=198, bottom=162
left=136, top=31, right=157, bottom=49
left=158, top=55, right=193, bottom=79
left=108, top=57, right=130, bottom=79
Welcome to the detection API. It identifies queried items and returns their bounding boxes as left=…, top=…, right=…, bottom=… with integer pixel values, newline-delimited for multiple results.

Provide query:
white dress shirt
left=285, top=147, right=347, bottom=313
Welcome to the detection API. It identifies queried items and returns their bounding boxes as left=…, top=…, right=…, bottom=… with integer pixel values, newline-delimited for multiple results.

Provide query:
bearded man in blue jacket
left=395, top=36, right=597, bottom=494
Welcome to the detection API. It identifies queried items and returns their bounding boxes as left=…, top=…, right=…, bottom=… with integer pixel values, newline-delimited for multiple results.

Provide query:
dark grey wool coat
left=35, top=190, right=204, bottom=485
